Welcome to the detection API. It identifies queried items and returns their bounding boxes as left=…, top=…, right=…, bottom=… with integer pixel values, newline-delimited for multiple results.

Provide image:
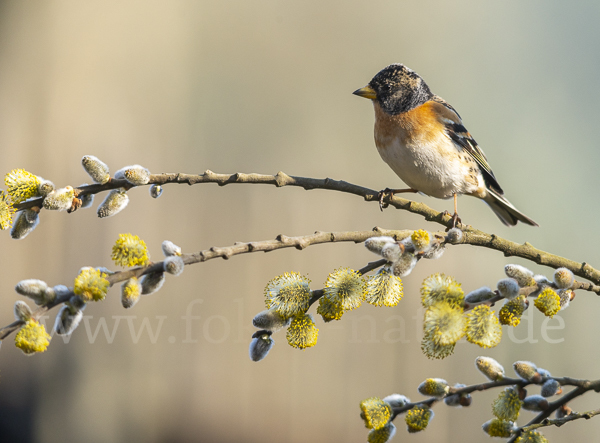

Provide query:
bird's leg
left=450, top=193, right=462, bottom=228
left=442, top=194, right=462, bottom=228
left=377, top=188, right=418, bottom=211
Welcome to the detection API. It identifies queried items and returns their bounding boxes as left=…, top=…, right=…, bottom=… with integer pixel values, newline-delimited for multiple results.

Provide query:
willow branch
left=518, top=408, right=600, bottom=433
left=13, top=170, right=600, bottom=287
left=0, top=229, right=409, bottom=341
left=508, top=379, right=600, bottom=442
left=391, top=376, right=600, bottom=423
left=2, top=220, right=598, bottom=341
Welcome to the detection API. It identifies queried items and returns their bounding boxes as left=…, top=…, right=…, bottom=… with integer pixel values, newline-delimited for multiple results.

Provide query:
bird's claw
left=451, top=213, right=462, bottom=228
left=442, top=211, right=462, bottom=231
left=377, top=188, right=393, bottom=211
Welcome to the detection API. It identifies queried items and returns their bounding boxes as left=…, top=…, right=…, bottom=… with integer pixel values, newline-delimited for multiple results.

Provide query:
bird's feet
left=442, top=210, right=462, bottom=230
left=377, top=188, right=394, bottom=211
left=450, top=212, right=462, bottom=229
left=377, top=188, right=418, bottom=211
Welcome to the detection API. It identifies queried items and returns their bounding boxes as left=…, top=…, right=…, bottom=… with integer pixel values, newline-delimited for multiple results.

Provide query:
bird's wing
left=430, top=96, right=504, bottom=195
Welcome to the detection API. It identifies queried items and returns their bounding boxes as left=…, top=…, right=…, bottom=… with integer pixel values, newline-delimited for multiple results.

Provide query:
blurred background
left=0, top=0, right=599, bottom=441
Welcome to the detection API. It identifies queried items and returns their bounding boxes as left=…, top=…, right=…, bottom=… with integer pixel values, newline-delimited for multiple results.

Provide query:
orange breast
left=374, top=101, right=445, bottom=148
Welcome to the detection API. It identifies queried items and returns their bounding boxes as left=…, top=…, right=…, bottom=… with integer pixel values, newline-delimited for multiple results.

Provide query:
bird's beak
left=352, top=85, right=377, bottom=100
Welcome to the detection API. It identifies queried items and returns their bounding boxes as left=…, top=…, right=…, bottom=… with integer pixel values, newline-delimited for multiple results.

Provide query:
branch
left=14, top=170, right=600, bottom=287
left=508, top=379, right=600, bottom=442
left=0, top=229, right=410, bottom=341
left=518, top=408, right=600, bottom=433
left=390, top=376, right=599, bottom=420
left=2, top=219, right=598, bottom=341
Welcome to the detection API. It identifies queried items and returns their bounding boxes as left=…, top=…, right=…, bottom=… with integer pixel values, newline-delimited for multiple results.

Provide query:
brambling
left=353, top=64, right=538, bottom=227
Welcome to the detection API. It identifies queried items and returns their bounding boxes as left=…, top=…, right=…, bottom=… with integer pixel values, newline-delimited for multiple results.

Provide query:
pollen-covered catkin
left=121, top=278, right=142, bottom=308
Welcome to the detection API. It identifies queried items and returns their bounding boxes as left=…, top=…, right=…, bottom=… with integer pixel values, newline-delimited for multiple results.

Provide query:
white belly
left=376, top=133, right=481, bottom=199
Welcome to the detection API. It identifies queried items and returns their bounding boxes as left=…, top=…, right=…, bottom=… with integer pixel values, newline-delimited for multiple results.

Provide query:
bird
left=353, top=63, right=538, bottom=227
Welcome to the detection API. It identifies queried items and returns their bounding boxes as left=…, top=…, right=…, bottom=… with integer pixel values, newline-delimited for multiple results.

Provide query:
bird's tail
left=483, top=189, right=538, bottom=227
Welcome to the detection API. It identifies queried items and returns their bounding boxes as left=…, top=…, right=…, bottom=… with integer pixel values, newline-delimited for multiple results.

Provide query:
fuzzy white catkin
left=392, top=253, right=417, bottom=277
left=445, top=228, right=463, bottom=244
left=444, top=384, right=467, bottom=407
left=15, top=279, right=49, bottom=304
left=553, top=267, right=574, bottom=289
left=522, top=395, right=549, bottom=411
left=465, top=287, right=495, bottom=303
left=497, top=278, right=520, bottom=300
left=82, top=155, right=110, bottom=184
left=114, top=165, right=150, bottom=185
left=14, top=300, right=33, bottom=322
left=541, top=379, right=560, bottom=397
left=421, top=243, right=445, bottom=260
left=140, top=272, right=166, bottom=295
left=10, top=209, right=39, bottom=239
left=364, top=236, right=396, bottom=255
left=54, top=306, right=84, bottom=335
left=97, top=189, right=129, bottom=218
left=37, top=179, right=55, bottom=196
left=381, top=242, right=403, bottom=262
left=163, top=255, right=184, bottom=275
left=504, top=264, right=534, bottom=287
left=162, top=240, right=182, bottom=257
left=252, top=310, right=290, bottom=332
left=249, top=334, right=274, bottom=362
left=43, top=186, right=74, bottom=211
left=383, top=394, right=410, bottom=408
left=475, top=356, right=505, bottom=381
left=78, top=185, right=95, bottom=208
left=513, top=361, right=538, bottom=381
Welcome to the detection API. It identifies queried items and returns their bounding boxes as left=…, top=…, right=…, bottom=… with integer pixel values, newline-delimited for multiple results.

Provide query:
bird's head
left=353, top=64, right=433, bottom=115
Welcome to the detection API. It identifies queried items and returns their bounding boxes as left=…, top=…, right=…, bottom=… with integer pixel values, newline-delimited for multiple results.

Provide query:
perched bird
left=353, top=64, right=537, bottom=227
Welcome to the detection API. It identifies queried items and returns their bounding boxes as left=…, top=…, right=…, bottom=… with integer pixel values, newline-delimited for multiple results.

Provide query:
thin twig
left=508, top=379, right=600, bottom=442
left=518, top=408, right=600, bottom=433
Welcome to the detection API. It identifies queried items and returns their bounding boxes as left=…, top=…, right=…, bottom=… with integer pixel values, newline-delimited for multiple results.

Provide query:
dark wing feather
left=430, top=96, right=503, bottom=194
